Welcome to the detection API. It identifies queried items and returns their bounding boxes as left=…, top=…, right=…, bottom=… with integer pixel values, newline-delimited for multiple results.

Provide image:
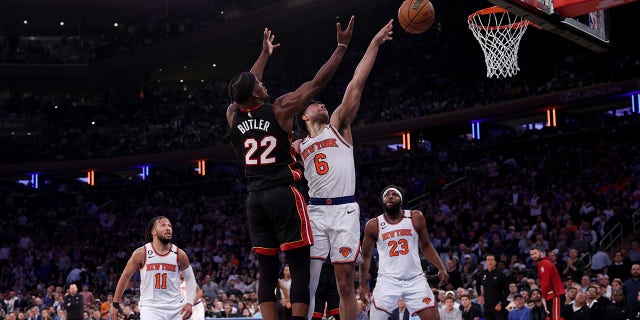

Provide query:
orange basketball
left=397, top=0, right=435, bottom=34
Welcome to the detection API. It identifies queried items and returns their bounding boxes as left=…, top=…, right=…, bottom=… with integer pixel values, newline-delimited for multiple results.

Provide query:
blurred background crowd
left=1, top=0, right=640, bottom=319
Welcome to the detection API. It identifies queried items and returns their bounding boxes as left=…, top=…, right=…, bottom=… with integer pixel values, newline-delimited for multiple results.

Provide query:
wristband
left=337, top=43, right=348, bottom=49
left=113, top=302, right=124, bottom=314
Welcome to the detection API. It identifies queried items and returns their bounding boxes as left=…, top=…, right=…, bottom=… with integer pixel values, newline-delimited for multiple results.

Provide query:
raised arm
left=274, top=16, right=355, bottom=128
left=359, top=218, right=377, bottom=306
left=414, top=210, right=448, bottom=288
left=226, top=28, right=279, bottom=127
left=250, top=28, right=280, bottom=81
left=330, top=19, right=393, bottom=142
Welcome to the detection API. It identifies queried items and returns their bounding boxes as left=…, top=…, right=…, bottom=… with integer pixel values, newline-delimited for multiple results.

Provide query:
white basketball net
left=468, top=7, right=529, bottom=78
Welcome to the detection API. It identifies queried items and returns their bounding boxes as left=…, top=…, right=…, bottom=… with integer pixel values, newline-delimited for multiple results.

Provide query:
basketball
left=397, top=0, right=435, bottom=34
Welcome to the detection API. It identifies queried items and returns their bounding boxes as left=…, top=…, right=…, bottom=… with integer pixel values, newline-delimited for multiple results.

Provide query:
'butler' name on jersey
left=300, top=138, right=339, bottom=160
left=237, top=119, right=270, bottom=134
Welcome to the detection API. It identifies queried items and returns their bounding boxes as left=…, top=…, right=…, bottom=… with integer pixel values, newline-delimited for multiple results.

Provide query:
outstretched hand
left=262, top=28, right=280, bottom=55
left=372, top=19, right=394, bottom=46
left=337, top=15, right=355, bottom=46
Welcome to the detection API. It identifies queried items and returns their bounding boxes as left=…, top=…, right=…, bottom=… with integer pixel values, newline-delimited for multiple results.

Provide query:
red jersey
left=536, top=257, right=565, bottom=300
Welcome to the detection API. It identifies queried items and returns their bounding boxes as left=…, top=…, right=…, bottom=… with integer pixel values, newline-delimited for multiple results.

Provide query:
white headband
left=383, top=187, right=403, bottom=202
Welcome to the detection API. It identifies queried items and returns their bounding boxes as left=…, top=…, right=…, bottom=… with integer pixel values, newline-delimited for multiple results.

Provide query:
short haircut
left=294, top=99, right=323, bottom=135
left=228, top=72, right=256, bottom=104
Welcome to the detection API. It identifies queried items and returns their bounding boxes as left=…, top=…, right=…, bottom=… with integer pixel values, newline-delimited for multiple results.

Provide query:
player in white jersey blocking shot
left=113, top=216, right=197, bottom=320
left=294, top=19, right=395, bottom=320
left=360, top=186, right=449, bottom=320
left=180, top=273, right=205, bottom=320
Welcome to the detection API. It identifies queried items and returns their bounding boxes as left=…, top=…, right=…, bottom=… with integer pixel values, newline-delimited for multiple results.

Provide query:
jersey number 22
left=244, top=136, right=276, bottom=165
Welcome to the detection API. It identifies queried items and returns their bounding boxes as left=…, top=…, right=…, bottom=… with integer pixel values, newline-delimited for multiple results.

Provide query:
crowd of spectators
left=2, top=0, right=640, bottom=164
left=2, top=33, right=639, bottom=164
left=1, top=1, right=640, bottom=319
left=1, top=111, right=639, bottom=319
left=0, top=0, right=281, bottom=64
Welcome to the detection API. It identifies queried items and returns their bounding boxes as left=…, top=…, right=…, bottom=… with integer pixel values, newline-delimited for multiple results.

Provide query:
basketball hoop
left=468, top=6, right=530, bottom=78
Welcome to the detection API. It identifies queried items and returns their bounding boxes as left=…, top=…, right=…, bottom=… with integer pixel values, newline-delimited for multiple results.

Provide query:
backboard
left=487, top=0, right=636, bottom=52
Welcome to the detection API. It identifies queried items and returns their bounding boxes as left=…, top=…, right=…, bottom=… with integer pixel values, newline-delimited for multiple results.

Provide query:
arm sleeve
left=182, top=266, right=197, bottom=305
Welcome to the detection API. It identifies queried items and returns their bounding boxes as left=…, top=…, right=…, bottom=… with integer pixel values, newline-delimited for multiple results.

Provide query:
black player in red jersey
left=226, top=18, right=354, bottom=320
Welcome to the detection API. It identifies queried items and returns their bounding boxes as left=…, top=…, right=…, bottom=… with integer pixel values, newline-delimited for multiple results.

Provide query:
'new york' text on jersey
left=375, top=210, right=423, bottom=280
left=299, top=124, right=355, bottom=198
left=139, top=243, right=183, bottom=310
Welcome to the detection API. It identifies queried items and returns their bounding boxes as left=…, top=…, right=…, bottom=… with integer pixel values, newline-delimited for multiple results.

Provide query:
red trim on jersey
left=280, top=186, right=313, bottom=251
left=372, top=297, right=393, bottom=315
left=310, top=255, right=327, bottom=261
left=174, top=244, right=179, bottom=268
left=140, top=244, right=148, bottom=270
left=327, top=308, right=340, bottom=316
left=151, top=243, right=172, bottom=256
left=281, top=240, right=311, bottom=251
left=288, top=133, right=303, bottom=182
left=254, top=247, right=279, bottom=256
left=381, top=211, right=408, bottom=226
left=240, top=105, right=262, bottom=113
left=409, top=210, right=420, bottom=234
left=289, top=162, right=302, bottom=182
left=312, top=312, right=323, bottom=320
left=328, top=125, right=351, bottom=148
left=288, top=132, right=296, bottom=160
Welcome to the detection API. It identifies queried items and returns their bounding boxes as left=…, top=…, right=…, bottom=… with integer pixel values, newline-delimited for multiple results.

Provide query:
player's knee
left=333, top=266, right=355, bottom=296
left=256, top=254, right=280, bottom=303
left=417, top=307, right=440, bottom=320
left=285, top=247, right=311, bottom=304
left=335, top=279, right=354, bottom=297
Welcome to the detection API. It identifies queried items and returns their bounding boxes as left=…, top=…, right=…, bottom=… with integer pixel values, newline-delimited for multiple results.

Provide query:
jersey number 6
left=314, top=153, right=329, bottom=175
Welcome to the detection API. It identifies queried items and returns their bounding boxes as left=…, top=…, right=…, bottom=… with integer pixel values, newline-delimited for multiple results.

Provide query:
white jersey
left=299, top=125, right=355, bottom=198
left=375, top=210, right=423, bottom=280
left=139, top=243, right=184, bottom=310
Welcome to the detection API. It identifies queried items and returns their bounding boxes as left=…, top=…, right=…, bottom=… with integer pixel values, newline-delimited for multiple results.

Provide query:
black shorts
left=246, top=185, right=313, bottom=255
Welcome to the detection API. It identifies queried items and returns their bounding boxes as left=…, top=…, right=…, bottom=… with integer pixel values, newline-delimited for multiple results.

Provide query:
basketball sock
left=307, top=259, right=323, bottom=319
